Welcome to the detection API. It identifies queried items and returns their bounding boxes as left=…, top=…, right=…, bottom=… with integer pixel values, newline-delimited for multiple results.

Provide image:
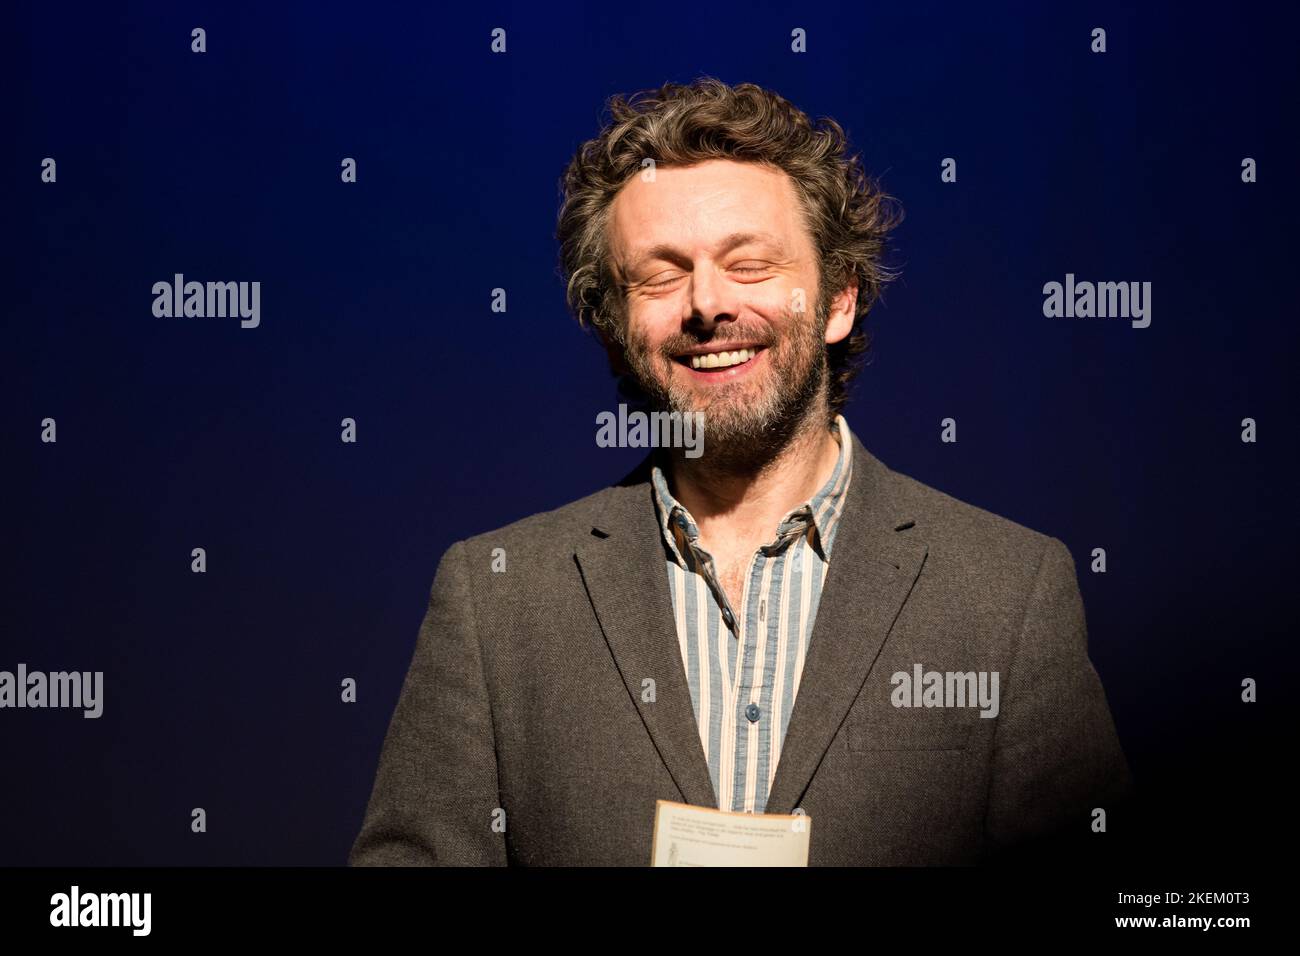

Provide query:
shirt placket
left=676, top=506, right=816, bottom=813
left=707, top=521, right=815, bottom=812
left=738, top=517, right=812, bottom=811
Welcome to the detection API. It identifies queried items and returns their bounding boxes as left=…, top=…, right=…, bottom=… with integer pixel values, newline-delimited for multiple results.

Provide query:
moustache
left=652, top=330, right=781, bottom=358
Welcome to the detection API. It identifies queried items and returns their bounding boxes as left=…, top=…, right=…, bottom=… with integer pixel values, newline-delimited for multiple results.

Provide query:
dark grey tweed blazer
left=349, top=433, right=1132, bottom=866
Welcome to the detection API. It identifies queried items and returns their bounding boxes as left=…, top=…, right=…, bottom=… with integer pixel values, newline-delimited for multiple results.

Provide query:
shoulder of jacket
left=879, top=464, right=1063, bottom=572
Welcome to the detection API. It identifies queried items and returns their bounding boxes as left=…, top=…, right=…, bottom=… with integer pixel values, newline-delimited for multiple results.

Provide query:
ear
left=823, top=275, right=859, bottom=346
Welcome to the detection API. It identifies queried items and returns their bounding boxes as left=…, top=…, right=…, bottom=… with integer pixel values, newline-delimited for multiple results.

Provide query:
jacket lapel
left=573, top=472, right=719, bottom=809
left=764, top=435, right=927, bottom=814
left=572, top=432, right=926, bottom=818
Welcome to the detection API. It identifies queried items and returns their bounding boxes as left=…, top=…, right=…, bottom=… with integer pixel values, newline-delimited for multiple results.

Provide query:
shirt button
left=745, top=703, right=761, bottom=722
left=722, top=607, right=735, bottom=629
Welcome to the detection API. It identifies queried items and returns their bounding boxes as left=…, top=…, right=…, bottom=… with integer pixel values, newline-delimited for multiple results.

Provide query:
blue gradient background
left=5, top=0, right=1296, bottom=865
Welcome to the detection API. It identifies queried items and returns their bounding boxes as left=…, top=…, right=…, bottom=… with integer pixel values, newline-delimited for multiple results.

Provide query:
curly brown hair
left=556, top=76, right=903, bottom=419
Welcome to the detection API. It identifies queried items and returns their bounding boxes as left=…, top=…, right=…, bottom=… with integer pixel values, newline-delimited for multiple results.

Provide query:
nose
left=683, top=261, right=740, bottom=333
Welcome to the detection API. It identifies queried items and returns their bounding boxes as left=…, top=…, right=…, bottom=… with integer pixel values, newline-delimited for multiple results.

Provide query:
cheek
left=760, top=270, right=812, bottom=306
left=747, top=282, right=811, bottom=330
left=626, top=304, right=679, bottom=350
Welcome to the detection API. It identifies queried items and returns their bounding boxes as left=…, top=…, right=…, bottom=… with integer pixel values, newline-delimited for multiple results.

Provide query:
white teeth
left=690, top=347, right=756, bottom=370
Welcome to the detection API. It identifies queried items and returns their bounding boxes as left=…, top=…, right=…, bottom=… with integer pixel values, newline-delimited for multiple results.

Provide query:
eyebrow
left=623, top=231, right=788, bottom=277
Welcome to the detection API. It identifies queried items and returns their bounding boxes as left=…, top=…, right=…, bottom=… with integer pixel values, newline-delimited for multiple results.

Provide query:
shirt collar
left=650, top=414, right=856, bottom=567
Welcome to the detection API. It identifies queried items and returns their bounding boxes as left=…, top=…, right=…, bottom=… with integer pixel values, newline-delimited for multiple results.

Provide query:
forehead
left=608, top=159, right=809, bottom=262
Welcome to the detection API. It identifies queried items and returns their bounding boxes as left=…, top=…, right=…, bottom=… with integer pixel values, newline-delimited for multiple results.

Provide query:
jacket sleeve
left=982, top=536, right=1133, bottom=859
left=348, top=539, right=508, bottom=866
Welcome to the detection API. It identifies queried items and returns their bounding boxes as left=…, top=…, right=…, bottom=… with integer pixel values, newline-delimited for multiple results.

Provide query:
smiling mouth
left=674, top=346, right=762, bottom=371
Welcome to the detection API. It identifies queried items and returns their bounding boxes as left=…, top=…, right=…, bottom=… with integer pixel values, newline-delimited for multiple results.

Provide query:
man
left=349, top=77, right=1131, bottom=866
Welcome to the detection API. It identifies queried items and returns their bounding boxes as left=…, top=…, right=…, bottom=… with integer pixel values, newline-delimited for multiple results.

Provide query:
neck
left=664, top=406, right=842, bottom=552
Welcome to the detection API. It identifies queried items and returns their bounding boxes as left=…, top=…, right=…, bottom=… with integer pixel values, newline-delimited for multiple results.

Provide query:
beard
left=618, top=296, right=832, bottom=471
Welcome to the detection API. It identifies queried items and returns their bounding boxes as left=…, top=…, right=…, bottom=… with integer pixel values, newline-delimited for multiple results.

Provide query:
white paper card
left=650, top=799, right=811, bottom=866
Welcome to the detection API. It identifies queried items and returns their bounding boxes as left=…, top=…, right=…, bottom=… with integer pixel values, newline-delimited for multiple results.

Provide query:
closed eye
left=643, top=274, right=686, bottom=289
left=729, top=261, right=776, bottom=277
left=641, top=264, right=772, bottom=288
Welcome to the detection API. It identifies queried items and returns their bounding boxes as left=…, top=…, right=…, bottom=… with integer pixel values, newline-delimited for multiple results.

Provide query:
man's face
left=606, top=159, right=856, bottom=456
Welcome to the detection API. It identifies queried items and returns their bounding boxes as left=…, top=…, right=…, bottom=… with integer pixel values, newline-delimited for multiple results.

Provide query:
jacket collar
left=648, top=413, right=856, bottom=566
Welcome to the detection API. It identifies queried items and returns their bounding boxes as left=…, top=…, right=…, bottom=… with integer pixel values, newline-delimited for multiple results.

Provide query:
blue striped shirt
left=650, top=414, right=855, bottom=813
